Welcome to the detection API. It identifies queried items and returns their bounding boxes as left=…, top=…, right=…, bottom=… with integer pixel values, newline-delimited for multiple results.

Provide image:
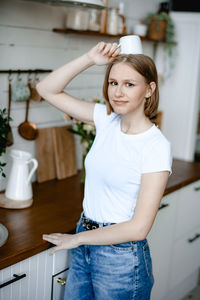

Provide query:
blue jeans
left=64, top=213, right=154, bottom=300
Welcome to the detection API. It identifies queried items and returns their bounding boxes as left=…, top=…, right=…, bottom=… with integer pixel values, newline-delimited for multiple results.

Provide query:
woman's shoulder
left=94, top=103, right=116, bottom=117
left=152, top=125, right=171, bottom=145
left=94, top=103, right=118, bottom=129
left=143, top=125, right=171, bottom=154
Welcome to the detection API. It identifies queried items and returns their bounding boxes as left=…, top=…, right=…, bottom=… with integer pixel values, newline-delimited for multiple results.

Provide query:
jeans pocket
left=110, top=241, right=134, bottom=252
left=142, top=241, right=153, bottom=277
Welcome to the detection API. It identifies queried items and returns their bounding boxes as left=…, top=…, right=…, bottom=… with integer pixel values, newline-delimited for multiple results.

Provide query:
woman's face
left=107, top=62, right=152, bottom=115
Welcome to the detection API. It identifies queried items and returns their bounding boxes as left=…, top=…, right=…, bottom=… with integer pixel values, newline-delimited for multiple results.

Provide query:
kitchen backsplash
left=0, top=0, right=161, bottom=191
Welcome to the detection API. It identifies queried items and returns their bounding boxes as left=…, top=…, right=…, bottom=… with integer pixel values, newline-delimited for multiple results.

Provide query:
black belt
left=81, top=214, right=115, bottom=231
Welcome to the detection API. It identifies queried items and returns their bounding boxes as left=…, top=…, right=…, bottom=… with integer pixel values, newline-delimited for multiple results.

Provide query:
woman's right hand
left=87, top=42, right=120, bottom=66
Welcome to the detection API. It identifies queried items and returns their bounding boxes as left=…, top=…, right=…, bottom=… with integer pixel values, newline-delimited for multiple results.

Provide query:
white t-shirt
left=82, top=103, right=172, bottom=223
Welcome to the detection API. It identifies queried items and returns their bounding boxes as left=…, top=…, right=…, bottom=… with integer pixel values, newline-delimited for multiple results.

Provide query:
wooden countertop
left=0, top=158, right=200, bottom=270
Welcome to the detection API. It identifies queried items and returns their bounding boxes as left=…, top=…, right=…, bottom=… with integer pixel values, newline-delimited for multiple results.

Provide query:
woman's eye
left=109, top=81, right=117, bottom=86
left=126, top=82, right=133, bottom=87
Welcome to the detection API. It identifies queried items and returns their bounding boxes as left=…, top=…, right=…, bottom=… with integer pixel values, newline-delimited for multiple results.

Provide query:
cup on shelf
left=133, top=23, right=147, bottom=37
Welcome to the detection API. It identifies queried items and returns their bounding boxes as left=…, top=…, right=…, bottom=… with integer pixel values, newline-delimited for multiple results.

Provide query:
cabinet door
left=52, top=249, right=71, bottom=275
left=51, top=268, right=69, bottom=300
left=175, top=180, right=200, bottom=239
left=169, top=224, right=200, bottom=290
left=0, top=249, right=53, bottom=300
left=0, top=261, right=26, bottom=300
left=148, top=191, right=178, bottom=300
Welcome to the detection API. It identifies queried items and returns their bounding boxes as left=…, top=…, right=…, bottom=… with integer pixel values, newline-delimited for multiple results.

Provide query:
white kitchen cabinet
left=52, top=249, right=71, bottom=275
left=148, top=191, right=179, bottom=300
left=0, top=248, right=70, bottom=300
left=51, top=268, right=69, bottom=300
left=175, top=180, right=200, bottom=239
left=148, top=180, right=200, bottom=300
left=168, top=181, right=200, bottom=296
left=169, top=224, right=200, bottom=290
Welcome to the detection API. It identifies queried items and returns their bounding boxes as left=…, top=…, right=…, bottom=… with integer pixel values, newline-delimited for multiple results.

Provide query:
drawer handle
left=57, top=277, right=66, bottom=286
left=188, top=233, right=200, bottom=243
left=194, top=186, right=200, bottom=191
left=0, top=273, right=26, bottom=289
left=159, top=203, right=169, bottom=210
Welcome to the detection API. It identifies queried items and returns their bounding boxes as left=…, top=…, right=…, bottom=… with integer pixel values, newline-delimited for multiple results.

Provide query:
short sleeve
left=141, top=139, right=172, bottom=176
left=93, top=103, right=116, bottom=133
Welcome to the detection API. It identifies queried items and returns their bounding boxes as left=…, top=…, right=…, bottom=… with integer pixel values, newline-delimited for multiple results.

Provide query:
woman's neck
left=120, top=111, right=152, bottom=135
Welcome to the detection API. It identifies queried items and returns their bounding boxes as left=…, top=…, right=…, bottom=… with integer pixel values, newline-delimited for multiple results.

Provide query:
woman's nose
left=114, top=85, right=124, bottom=97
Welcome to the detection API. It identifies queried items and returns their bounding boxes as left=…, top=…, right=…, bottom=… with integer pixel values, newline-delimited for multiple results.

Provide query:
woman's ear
left=145, top=82, right=156, bottom=98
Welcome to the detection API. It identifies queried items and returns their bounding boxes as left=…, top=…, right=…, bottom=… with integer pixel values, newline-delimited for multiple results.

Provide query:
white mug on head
left=119, top=35, right=143, bottom=55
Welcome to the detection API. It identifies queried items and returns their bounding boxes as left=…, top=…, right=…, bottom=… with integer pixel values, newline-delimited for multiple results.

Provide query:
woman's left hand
left=43, top=233, right=79, bottom=255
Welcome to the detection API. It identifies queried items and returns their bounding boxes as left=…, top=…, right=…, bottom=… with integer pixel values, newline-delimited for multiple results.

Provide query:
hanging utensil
left=18, top=75, right=38, bottom=140
left=6, top=73, right=14, bottom=147
left=30, top=72, right=42, bottom=102
left=11, top=71, right=31, bottom=102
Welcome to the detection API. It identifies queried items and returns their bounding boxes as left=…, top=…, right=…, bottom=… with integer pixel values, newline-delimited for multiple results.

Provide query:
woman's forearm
left=76, top=220, right=145, bottom=247
left=36, top=53, right=94, bottom=97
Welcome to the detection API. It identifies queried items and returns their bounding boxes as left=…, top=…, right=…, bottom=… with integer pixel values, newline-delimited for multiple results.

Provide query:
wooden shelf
left=52, top=28, right=161, bottom=43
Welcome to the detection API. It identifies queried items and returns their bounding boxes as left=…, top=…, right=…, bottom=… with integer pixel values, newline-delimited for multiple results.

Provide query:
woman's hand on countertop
left=42, top=233, right=80, bottom=255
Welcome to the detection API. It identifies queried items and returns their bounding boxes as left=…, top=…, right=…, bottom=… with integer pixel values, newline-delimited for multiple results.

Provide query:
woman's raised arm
left=36, top=42, right=120, bottom=124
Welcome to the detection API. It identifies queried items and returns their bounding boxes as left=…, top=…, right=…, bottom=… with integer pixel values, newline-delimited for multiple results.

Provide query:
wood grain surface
left=52, top=125, right=77, bottom=180
left=35, top=127, right=56, bottom=183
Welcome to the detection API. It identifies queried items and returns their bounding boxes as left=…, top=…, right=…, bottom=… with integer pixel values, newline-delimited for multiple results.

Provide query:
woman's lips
left=113, top=100, right=128, bottom=105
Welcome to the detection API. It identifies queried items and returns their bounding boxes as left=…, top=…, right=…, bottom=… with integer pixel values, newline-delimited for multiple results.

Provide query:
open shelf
left=52, top=28, right=161, bottom=43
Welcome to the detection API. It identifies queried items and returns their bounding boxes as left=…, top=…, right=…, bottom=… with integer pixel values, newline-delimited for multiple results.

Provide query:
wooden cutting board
left=35, top=127, right=56, bottom=183
left=52, top=125, right=77, bottom=180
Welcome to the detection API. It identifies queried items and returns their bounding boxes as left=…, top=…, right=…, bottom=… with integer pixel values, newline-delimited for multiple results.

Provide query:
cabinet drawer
left=51, top=268, right=69, bottom=300
left=169, top=225, right=200, bottom=290
left=175, top=180, right=200, bottom=239
left=52, top=250, right=71, bottom=275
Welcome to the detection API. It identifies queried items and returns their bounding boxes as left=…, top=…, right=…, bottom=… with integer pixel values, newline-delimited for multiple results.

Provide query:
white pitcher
left=5, top=149, right=38, bottom=201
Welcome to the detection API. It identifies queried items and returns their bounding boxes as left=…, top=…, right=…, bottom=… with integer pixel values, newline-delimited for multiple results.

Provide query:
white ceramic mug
left=119, top=35, right=143, bottom=54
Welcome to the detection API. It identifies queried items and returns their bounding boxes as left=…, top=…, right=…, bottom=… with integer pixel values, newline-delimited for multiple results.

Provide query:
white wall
left=0, top=0, right=165, bottom=191
left=158, top=12, right=200, bottom=161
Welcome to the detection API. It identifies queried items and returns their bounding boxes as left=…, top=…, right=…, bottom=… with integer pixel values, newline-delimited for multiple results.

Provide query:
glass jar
left=66, top=8, right=90, bottom=31
left=88, top=9, right=100, bottom=31
left=107, top=7, right=119, bottom=35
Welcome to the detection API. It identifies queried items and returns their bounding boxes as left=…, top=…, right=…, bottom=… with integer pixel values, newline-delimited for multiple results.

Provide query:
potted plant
left=146, top=12, right=176, bottom=57
left=69, top=119, right=96, bottom=183
left=0, top=108, right=12, bottom=177
left=68, top=99, right=103, bottom=182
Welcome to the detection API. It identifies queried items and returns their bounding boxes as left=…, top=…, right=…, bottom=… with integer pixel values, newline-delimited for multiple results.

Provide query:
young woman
left=39, top=41, right=172, bottom=299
